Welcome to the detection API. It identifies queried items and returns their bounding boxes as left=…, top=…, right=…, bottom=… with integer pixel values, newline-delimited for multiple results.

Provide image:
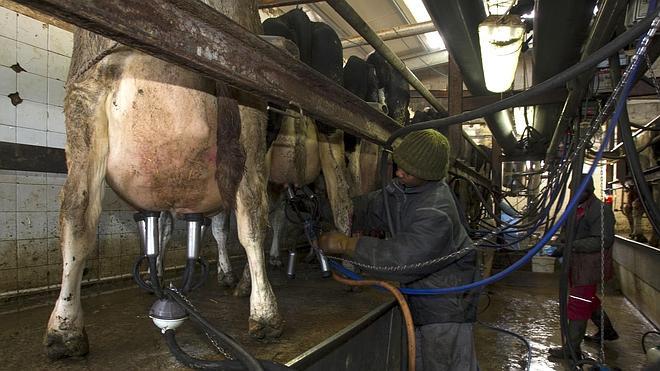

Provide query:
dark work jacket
left=564, top=195, right=615, bottom=286
left=351, top=180, right=480, bottom=325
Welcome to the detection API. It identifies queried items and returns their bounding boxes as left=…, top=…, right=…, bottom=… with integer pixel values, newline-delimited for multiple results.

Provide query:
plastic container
left=532, top=255, right=556, bottom=273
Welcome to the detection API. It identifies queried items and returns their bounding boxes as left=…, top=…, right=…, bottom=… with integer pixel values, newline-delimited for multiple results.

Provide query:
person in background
left=549, top=175, right=618, bottom=361
left=318, top=129, right=480, bottom=371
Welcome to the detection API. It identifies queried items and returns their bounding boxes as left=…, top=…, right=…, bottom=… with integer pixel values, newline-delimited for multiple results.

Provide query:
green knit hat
left=392, top=129, right=450, bottom=181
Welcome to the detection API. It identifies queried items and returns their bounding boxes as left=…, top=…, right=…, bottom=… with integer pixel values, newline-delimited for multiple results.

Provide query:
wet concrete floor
left=0, top=266, right=655, bottom=370
left=475, top=271, right=655, bottom=370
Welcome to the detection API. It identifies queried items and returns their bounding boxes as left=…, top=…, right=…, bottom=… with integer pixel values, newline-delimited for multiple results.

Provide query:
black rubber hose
left=164, top=288, right=266, bottom=371
left=133, top=255, right=154, bottom=293
left=610, top=55, right=660, bottom=236
left=148, top=255, right=164, bottom=298
left=163, top=330, right=292, bottom=371
left=182, top=258, right=195, bottom=293
left=559, top=162, right=583, bottom=365
left=477, top=321, right=531, bottom=371
left=192, top=257, right=210, bottom=290
left=642, top=330, right=660, bottom=353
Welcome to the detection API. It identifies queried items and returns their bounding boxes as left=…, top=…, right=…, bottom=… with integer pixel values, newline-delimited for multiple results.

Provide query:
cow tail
left=215, top=82, right=245, bottom=211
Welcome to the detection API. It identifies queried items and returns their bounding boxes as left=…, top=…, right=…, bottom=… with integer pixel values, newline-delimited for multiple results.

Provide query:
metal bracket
left=267, top=101, right=304, bottom=120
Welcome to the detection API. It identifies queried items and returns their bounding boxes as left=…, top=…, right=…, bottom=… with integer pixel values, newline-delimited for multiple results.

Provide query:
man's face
left=395, top=167, right=427, bottom=187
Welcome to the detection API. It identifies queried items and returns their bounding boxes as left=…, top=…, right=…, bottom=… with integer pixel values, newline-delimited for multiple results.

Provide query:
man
left=319, top=129, right=480, bottom=371
left=548, top=175, right=618, bottom=360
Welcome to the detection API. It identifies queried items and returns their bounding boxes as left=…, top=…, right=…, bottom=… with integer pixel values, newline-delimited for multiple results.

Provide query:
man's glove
left=319, top=231, right=358, bottom=256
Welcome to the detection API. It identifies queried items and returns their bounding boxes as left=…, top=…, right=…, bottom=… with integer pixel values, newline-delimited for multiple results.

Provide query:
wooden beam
left=0, top=142, right=67, bottom=173
left=258, top=0, right=325, bottom=8
left=10, top=0, right=400, bottom=145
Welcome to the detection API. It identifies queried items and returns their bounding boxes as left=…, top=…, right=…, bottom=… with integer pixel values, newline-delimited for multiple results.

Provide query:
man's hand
left=319, top=231, right=358, bottom=256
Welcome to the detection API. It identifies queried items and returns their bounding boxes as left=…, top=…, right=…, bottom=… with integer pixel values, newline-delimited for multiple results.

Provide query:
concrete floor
left=0, top=265, right=656, bottom=370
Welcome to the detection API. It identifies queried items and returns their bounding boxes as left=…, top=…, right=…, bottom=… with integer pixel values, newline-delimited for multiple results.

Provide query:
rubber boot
left=548, top=320, right=587, bottom=360
left=584, top=310, right=619, bottom=343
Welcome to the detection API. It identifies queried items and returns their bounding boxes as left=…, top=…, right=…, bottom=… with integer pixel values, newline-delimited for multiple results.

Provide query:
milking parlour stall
left=1, top=0, right=659, bottom=370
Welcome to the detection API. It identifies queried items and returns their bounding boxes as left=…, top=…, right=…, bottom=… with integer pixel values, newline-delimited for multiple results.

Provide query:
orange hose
left=331, top=272, right=416, bottom=371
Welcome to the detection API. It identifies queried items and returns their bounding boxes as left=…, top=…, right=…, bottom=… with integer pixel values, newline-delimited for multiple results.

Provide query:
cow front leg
left=235, top=104, right=283, bottom=339
left=45, top=82, right=110, bottom=359
left=212, top=212, right=236, bottom=287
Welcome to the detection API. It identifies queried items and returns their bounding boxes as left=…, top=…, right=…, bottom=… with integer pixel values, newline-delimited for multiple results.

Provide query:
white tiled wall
left=0, top=8, right=68, bottom=149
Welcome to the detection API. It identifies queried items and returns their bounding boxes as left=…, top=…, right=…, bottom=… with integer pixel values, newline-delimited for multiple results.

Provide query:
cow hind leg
left=318, top=130, right=353, bottom=234
left=235, top=104, right=283, bottom=339
left=45, top=80, right=110, bottom=359
left=269, top=193, right=286, bottom=268
left=212, top=212, right=237, bottom=287
left=234, top=262, right=251, bottom=297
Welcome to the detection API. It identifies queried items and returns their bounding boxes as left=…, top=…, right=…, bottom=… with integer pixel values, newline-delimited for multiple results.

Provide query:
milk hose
left=330, top=271, right=416, bottom=371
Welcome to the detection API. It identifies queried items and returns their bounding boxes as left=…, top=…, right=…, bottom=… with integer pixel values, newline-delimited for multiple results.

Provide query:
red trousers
left=568, top=284, right=600, bottom=321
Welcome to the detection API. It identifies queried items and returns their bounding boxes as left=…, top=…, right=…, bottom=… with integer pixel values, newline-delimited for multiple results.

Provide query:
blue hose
left=330, top=14, right=655, bottom=295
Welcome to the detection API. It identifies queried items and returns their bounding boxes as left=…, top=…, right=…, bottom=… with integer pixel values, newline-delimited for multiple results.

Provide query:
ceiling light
left=513, top=106, right=534, bottom=137
left=478, top=14, right=525, bottom=92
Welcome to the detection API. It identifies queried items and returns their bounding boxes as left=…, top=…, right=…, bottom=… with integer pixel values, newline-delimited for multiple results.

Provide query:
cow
left=45, top=0, right=288, bottom=359
left=211, top=16, right=409, bottom=294
left=209, top=8, right=354, bottom=297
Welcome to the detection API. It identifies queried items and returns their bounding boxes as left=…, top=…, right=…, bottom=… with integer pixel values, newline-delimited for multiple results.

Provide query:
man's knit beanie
left=392, top=129, right=450, bottom=181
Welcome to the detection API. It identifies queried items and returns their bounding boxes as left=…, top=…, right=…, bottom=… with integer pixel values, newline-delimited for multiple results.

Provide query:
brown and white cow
left=45, top=0, right=295, bottom=359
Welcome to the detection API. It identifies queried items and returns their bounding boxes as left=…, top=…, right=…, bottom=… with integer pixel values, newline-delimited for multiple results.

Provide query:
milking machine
left=131, top=211, right=292, bottom=371
left=282, top=185, right=331, bottom=280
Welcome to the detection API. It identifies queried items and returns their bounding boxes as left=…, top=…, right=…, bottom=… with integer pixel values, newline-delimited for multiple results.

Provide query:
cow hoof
left=248, top=315, right=284, bottom=339
left=233, top=282, right=251, bottom=297
left=217, top=271, right=237, bottom=287
left=269, top=256, right=283, bottom=268
left=44, top=329, right=89, bottom=360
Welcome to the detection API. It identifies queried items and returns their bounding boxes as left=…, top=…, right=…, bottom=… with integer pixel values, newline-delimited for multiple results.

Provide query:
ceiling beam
left=342, top=20, right=436, bottom=48
left=403, top=50, right=448, bottom=71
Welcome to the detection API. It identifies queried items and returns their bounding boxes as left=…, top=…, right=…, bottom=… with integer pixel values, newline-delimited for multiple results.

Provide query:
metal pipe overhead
left=544, top=0, right=628, bottom=161
left=341, top=21, right=437, bottom=48
left=14, top=0, right=401, bottom=145
left=530, top=0, right=597, bottom=157
left=326, top=0, right=449, bottom=116
left=422, top=0, right=520, bottom=157
left=610, top=114, right=660, bottom=152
